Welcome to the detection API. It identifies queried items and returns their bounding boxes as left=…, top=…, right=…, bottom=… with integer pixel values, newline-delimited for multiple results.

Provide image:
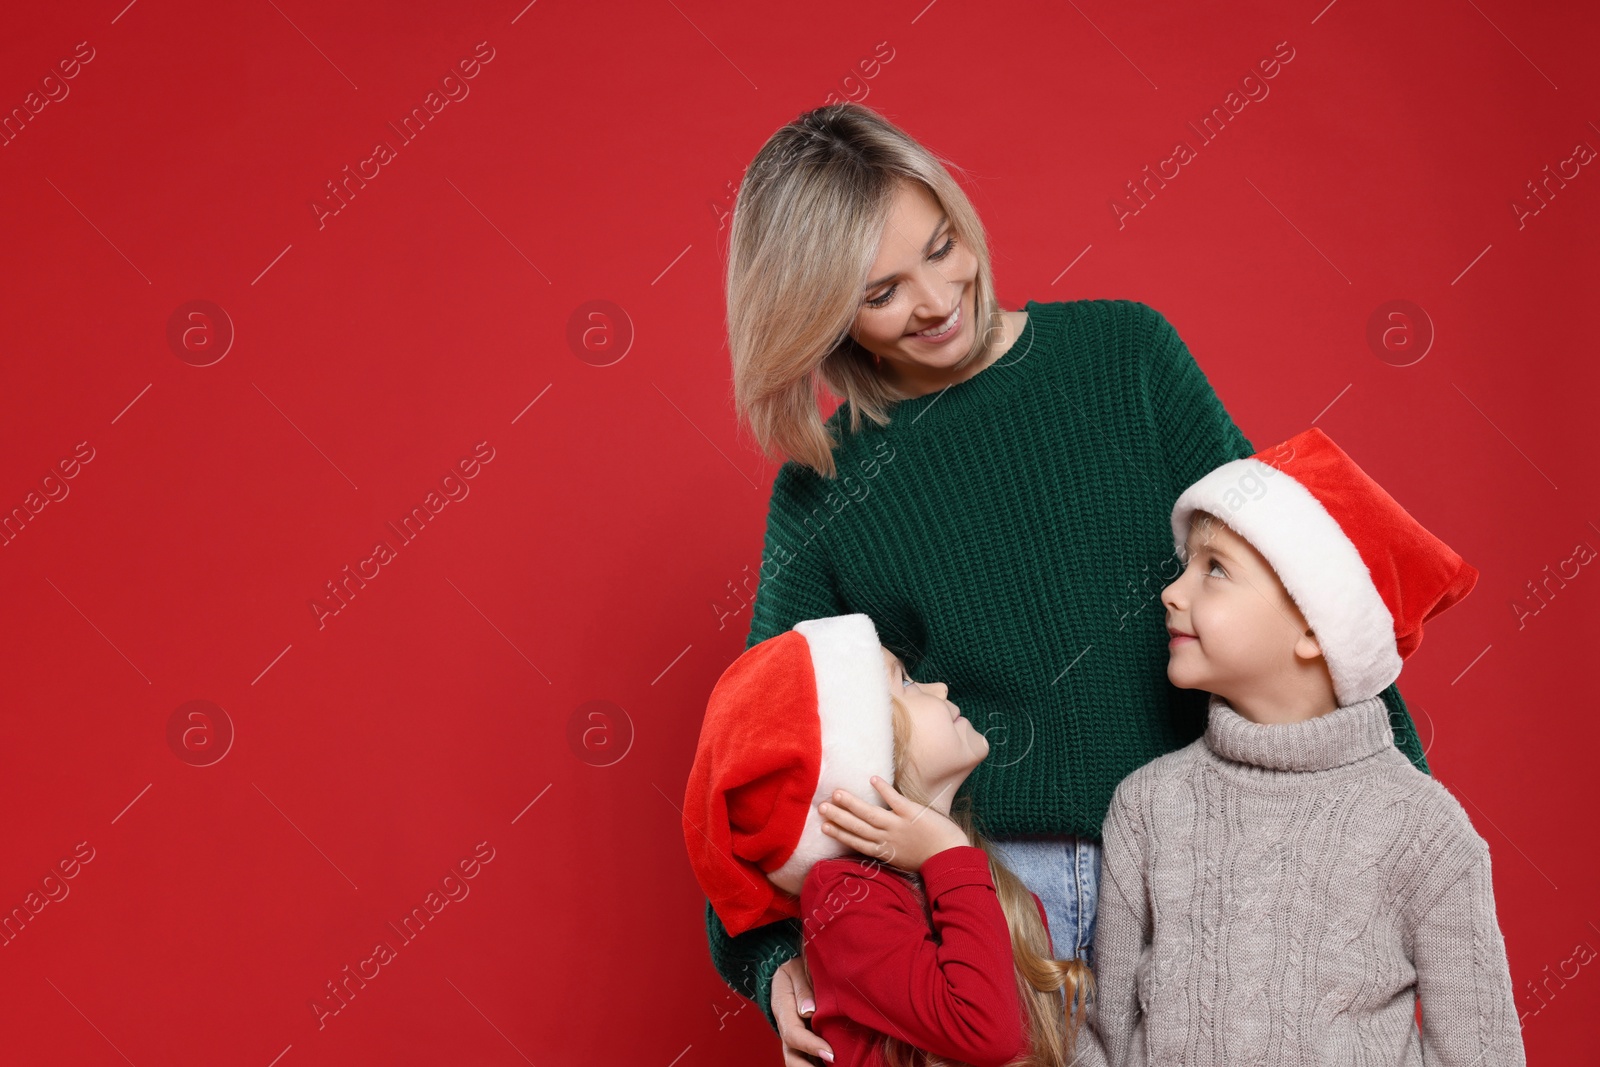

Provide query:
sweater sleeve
left=1132, top=301, right=1433, bottom=777
left=703, top=464, right=849, bottom=1035
left=1411, top=840, right=1526, bottom=1066
left=1132, top=302, right=1256, bottom=507
left=1379, top=679, right=1431, bottom=776
left=1087, top=775, right=1152, bottom=1067
left=744, top=461, right=847, bottom=650
left=805, top=846, right=1027, bottom=1067
left=704, top=903, right=802, bottom=1036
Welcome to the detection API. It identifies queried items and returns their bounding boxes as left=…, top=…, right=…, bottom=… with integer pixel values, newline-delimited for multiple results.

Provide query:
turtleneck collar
left=1204, top=692, right=1395, bottom=772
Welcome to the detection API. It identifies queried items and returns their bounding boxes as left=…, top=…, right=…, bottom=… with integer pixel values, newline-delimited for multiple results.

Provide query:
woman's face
left=851, top=182, right=981, bottom=374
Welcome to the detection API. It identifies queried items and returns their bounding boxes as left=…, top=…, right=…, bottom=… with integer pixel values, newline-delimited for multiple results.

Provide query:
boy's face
left=1160, top=514, right=1326, bottom=716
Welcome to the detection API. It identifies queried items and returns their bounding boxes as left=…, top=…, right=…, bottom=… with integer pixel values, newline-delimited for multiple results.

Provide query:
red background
left=0, top=0, right=1594, bottom=1063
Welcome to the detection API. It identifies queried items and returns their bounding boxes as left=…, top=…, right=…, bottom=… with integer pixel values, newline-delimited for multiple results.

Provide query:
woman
left=707, top=102, right=1431, bottom=1066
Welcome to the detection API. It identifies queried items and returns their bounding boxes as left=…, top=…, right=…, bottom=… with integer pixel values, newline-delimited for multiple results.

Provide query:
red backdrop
left=0, top=0, right=1594, bottom=1063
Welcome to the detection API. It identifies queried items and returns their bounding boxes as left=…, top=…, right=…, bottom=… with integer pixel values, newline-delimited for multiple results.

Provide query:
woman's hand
left=818, top=776, right=969, bottom=874
left=772, top=956, right=833, bottom=1064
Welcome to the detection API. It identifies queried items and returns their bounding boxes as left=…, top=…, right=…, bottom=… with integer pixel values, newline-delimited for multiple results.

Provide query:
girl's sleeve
left=1087, top=774, right=1153, bottom=1067
left=1411, top=839, right=1527, bottom=1066
left=1131, top=301, right=1432, bottom=776
left=805, top=847, right=1028, bottom=1067
left=703, top=462, right=847, bottom=1034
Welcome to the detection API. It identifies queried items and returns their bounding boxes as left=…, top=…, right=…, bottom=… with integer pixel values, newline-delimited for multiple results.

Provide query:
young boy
left=1086, top=426, right=1525, bottom=1066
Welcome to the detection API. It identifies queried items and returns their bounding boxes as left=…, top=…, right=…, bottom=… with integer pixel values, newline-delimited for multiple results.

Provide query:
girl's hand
left=817, top=776, right=969, bottom=874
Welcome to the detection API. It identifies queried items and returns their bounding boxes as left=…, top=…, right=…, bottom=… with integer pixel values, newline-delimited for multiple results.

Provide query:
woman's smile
left=906, top=301, right=963, bottom=343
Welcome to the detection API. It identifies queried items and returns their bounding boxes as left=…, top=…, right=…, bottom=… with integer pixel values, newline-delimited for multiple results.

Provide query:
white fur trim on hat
left=1170, top=458, right=1403, bottom=705
left=767, top=614, right=895, bottom=894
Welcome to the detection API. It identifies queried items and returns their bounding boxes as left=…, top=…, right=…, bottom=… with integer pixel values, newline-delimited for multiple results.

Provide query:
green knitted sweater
left=705, top=298, right=1429, bottom=1033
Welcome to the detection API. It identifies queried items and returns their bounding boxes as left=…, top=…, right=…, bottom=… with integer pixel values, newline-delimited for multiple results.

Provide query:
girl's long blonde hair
left=798, top=689, right=1097, bottom=1067
left=725, top=102, right=1011, bottom=480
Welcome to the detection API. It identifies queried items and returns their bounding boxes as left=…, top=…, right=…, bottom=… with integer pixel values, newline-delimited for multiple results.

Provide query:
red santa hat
left=1169, top=426, right=1479, bottom=706
left=683, top=613, right=896, bottom=938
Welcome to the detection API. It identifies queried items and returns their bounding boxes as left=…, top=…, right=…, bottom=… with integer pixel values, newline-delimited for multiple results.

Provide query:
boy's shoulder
left=1361, top=759, right=1500, bottom=921
left=1127, top=736, right=1209, bottom=783
left=1369, top=754, right=1491, bottom=854
left=1107, top=738, right=1210, bottom=810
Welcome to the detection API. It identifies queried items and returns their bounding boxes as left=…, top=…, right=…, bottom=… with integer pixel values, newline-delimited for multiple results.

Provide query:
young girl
left=683, top=613, right=1095, bottom=1067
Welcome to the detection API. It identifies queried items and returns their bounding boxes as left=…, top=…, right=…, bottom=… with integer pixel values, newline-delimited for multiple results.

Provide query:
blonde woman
left=708, top=102, right=1431, bottom=1066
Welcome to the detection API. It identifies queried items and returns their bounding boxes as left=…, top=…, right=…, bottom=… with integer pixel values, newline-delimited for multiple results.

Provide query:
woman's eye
left=901, top=675, right=914, bottom=688
left=864, top=235, right=958, bottom=310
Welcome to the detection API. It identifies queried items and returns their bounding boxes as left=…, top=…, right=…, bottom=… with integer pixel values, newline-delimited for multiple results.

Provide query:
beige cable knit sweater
left=1084, top=692, right=1526, bottom=1066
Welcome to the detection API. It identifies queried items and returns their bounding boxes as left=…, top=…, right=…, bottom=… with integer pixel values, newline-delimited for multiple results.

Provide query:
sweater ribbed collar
left=1204, top=692, right=1395, bottom=772
left=883, top=301, right=1041, bottom=416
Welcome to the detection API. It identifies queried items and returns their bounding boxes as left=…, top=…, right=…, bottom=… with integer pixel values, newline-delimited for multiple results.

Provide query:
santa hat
left=683, top=613, right=896, bottom=938
left=1169, top=427, right=1479, bottom=705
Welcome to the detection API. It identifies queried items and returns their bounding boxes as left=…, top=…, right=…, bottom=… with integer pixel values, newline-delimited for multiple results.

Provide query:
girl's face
left=881, top=647, right=988, bottom=798
left=850, top=182, right=981, bottom=373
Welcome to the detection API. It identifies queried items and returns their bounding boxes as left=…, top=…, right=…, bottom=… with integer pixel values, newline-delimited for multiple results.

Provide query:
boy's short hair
left=1189, top=508, right=1221, bottom=539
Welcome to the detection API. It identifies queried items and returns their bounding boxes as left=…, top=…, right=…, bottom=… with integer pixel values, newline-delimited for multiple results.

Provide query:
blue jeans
left=988, top=834, right=1103, bottom=967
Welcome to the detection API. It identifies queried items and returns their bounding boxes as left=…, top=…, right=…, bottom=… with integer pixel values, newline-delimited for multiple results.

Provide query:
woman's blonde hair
left=797, top=689, right=1097, bottom=1067
left=725, top=102, right=1010, bottom=479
